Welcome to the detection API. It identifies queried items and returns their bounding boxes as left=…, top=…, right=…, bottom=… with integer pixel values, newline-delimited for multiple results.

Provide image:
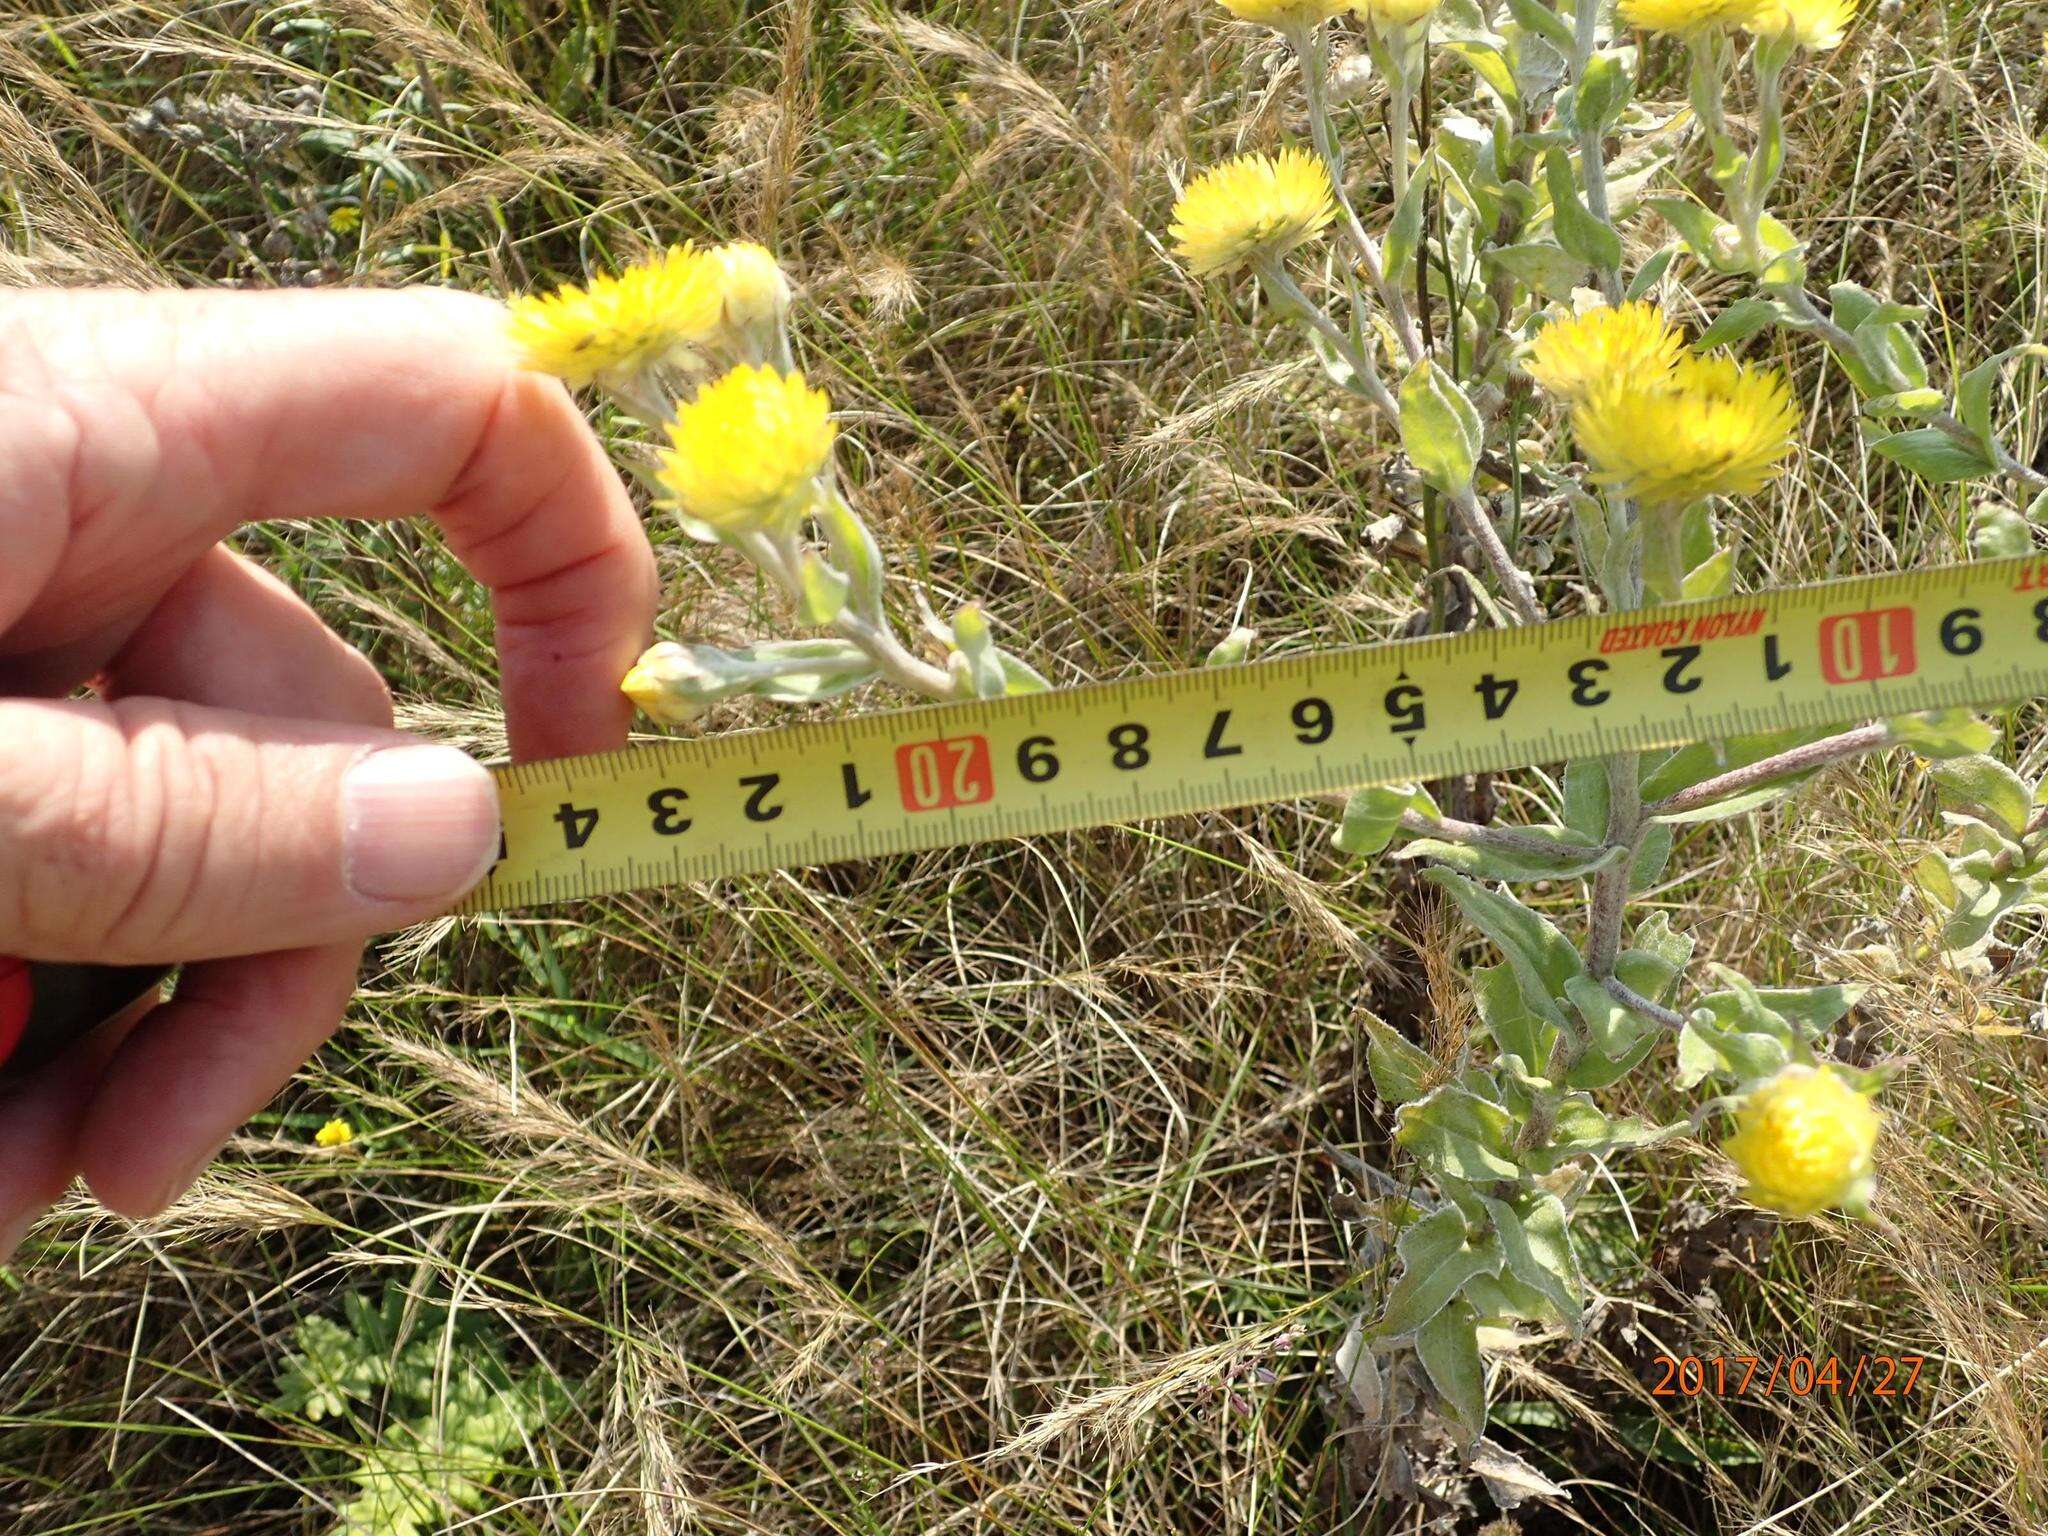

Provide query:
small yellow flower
left=327, top=205, right=362, bottom=236
left=314, top=1118, right=355, bottom=1149
left=1215, top=0, right=1351, bottom=29
left=1745, top=0, right=1854, bottom=49
left=1572, top=353, right=1798, bottom=506
left=1353, top=0, right=1443, bottom=25
left=1724, top=1064, right=1881, bottom=1217
left=506, top=245, right=723, bottom=389
left=1170, top=148, right=1338, bottom=279
left=1618, top=0, right=1766, bottom=34
left=657, top=365, right=836, bottom=534
left=709, top=241, right=792, bottom=337
left=1525, top=301, right=1685, bottom=401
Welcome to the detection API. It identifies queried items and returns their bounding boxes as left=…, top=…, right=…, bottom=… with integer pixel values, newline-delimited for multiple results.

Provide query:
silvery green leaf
left=1415, top=1299, right=1487, bottom=1439
left=1385, top=153, right=1432, bottom=286
left=1561, top=757, right=1609, bottom=842
left=1461, top=1270, right=1560, bottom=1326
left=1335, top=782, right=1438, bottom=857
left=1423, top=869, right=1582, bottom=1026
left=1931, top=755, right=2032, bottom=838
left=1362, top=1014, right=1439, bottom=1106
left=1478, top=1191, right=1583, bottom=1327
left=1646, top=197, right=1744, bottom=273
left=1444, top=39, right=1521, bottom=113
left=818, top=493, right=884, bottom=611
left=1544, top=149, right=1621, bottom=271
left=1484, top=241, right=1588, bottom=300
left=996, top=650, right=1052, bottom=695
left=1566, top=47, right=1633, bottom=132
left=1504, top=0, right=1575, bottom=56
left=1565, top=973, right=1649, bottom=1065
left=1399, top=361, right=1483, bottom=492
left=1396, top=831, right=1623, bottom=882
left=1652, top=782, right=1799, bottom=824
left=1396, top=1084, right=1523, bottom=1181
left=1957, top=345, right=2048, bottom=454
left=1971, top=505, right=2032, bottom=560
left=1375, top=1209, right=1502, bottom=1339
left=1682, top=544, right=1735, bottom=600
left=1859, top=388, right=1946, bottom=420
left=1691, top=296, right=1782, bottom=352
left=1628, top=821, right=1673, bottom=893
left=796, top=552, right=850, bottom=625
left=1869, top=426, right=1994, bottom=485
left=1625, top=244, right=1678, bottom=302
left=1749, top=982, right=1863, bottom=1035
left=1204, top=626, right=1257, bottom=668
left=1639, top=726, right=1826, bottom=800
left=1473, top=963, right=1556, bottom=1074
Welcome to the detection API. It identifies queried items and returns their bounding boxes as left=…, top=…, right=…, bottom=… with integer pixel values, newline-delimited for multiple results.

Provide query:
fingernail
left=0, top=1207, right=41, bottom=1266
left=343, top=746, right=500, bottom=903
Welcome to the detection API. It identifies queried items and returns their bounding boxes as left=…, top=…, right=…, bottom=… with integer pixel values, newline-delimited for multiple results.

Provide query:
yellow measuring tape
left=461, top=555, right=2048, bottom=913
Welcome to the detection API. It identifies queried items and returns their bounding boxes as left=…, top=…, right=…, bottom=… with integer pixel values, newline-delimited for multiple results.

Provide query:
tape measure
left=465, top=554, right=2048, bottom=912
left=8, top=554, right=2048, bottom=1081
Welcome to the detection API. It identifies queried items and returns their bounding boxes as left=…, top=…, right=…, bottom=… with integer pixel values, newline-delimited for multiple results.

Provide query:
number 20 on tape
left=895, top=735, right=994, bottom=812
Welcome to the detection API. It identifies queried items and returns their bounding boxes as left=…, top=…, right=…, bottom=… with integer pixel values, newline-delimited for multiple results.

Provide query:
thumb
left=0, top=697, right=500, bottom=962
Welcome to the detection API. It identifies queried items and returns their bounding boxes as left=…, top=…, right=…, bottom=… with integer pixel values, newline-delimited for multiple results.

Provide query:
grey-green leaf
left=1400, top=361, right=1483, bottom=492
left=1415, top=1298, right=1487, bottom=1439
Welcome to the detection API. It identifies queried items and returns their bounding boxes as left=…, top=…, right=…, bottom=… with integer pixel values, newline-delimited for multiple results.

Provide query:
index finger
left=0, top=286, right=658, bottom=760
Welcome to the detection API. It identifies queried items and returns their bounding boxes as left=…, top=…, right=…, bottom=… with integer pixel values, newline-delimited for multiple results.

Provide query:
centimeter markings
left=459, top=555, right=2048, bottom=915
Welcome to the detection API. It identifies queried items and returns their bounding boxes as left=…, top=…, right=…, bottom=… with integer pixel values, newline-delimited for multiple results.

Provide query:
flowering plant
left=500, top=0, right=2044, bottom=1479
left=1168, top=0, right=2044, bottom=1474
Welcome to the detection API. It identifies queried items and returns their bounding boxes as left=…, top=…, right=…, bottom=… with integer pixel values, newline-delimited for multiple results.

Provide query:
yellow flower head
left=1724, top=1064, right=1881, bottom=1217
left=1618, top=0, right=1766, bottom=34
left=1170, top=148, right=1338, bottom=279
left=507, top=245, right=723, bottom=389
left=709, top=241, right=792, bottom=336
left=1745, top=0, right=1854, bottom=49
left=1353, top=0, right=1443, bottom=25
left=1526, top=301, right=1685, bottom=401
left=314, top=1118, right=355, bottom=1149
left=657, top=365, right=836, bottom=534
left=1572, top=353, right=1798, bottom=506
left=1216, top=0, right=1350, bottom=29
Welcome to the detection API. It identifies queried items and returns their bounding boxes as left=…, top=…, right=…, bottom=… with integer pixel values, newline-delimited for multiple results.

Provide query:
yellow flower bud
left=709, top=241, right=792, bottom=338
left=1724, top=1064, right=1881, bottom=1217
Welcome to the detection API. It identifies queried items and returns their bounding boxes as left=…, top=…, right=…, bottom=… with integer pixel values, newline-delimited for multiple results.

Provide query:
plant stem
left=1447, top=482, right=1544, bottom=624
left=741, top=529, right=959, bottom=698
left=1258, top=258, right=1403, bottom=420
left=1398, top=809, right=1599, bottom=858
left=1643, top=722, right=1895, bottom=818
left=1294, top=25, right=1426, bottom=365
left=1569, top=0, right=1622, bottom=306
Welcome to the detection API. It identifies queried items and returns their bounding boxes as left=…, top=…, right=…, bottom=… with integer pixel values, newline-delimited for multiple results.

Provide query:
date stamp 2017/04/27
left=1649, top=1355, right=1925, bottom=1398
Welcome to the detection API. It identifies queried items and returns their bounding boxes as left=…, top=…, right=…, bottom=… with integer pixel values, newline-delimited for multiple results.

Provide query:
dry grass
left=2, top=0, right=2047, bottom=1531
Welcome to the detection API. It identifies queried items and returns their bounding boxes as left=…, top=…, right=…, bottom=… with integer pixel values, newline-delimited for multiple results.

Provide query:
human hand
left=0, top=287, right=657, bottom=1250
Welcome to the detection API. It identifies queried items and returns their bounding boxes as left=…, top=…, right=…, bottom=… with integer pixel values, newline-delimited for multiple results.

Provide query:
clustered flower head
left=1571, top=352, right=1798, bottom=506
left=508, top=241, right=796, bottom=388
left=1724, top=1064, right=1881, bottom=1217
left=1525, top=301, right=1685, bottom=401
left=657, top=364, right=836, bottom=535
left=1618, top=0, right=1766, bottom=36
left=506, top=244, right=723, bottom=388
left=314, top=1118, right=354, bottom=1149
left=1170, top=148, right=1338, bottom=279
left=1214, top=0, right=1350, bottom=29
left=1745, top=0, right=1855, bottom=50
